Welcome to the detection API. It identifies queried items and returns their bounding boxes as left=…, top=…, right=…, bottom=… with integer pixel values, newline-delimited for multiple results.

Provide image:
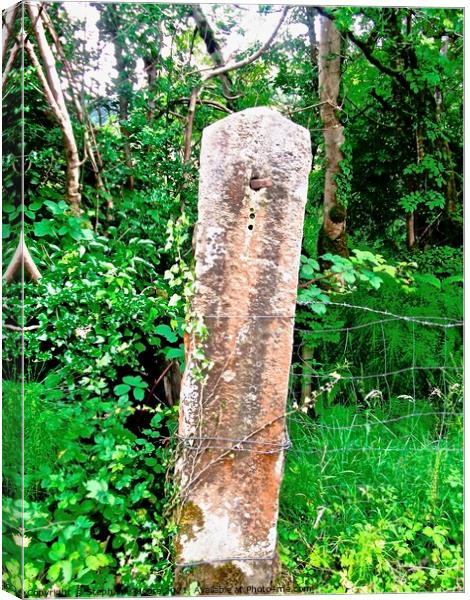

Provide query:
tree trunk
left=40, top=8, right=107, bottom=203
left=435, top=36, right=457, bottom=214
left=163, top=360, right=182, bottom=407
left=26, top=2, right=81, bottom=214
left=2, top=3, right=17, bottom=63
left=114, top=40, right=134, bottom=190
left=191, top=5, right=233, bottom=103
left=406, top=211, right=416, bottom=249
left=301, top=345, right=314, bottom=403
left=144, top=56, right=158, bottom=121
left=305, top=7, right=318, bottom=70
left=317, top=14, right=348, bottom=268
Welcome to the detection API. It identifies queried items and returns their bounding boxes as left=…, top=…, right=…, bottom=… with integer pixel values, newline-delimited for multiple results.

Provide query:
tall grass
left=278, top=393, right=463, bottom=593
left=2, top=380, right=63, bottom=499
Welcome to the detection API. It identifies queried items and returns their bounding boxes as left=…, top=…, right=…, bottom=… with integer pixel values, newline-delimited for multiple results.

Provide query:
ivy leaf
left=168, top=293, right=181, bottom=307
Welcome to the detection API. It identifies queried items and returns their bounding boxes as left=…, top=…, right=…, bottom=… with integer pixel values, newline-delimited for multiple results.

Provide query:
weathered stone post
left=175, top=107, right=311, bottom=594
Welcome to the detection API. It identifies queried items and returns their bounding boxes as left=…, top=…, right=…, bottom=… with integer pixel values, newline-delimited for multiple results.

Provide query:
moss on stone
left=175, top=562, right=247, bottom=595
left=178, top=501, right=205, bottom=541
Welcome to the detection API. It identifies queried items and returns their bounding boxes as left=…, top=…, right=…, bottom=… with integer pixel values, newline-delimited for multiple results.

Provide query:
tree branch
left=202, top=6, right=289, bottom=82
left=4, top=324, right=40, bottom=332
left=2, top=39, right=20, bottom=86
left=191, top=5, right=233, bottom=100
left=313, top=6, right=411, bottom=92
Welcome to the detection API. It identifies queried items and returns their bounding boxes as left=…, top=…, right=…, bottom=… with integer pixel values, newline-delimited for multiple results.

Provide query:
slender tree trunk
left=2, top=3, right=17, bottom=63
left=144, top=56, right=158, bottom=121
left=27, top=2, right=81, bottom=214
left=114, top=41, right=134, bottom=190
left=435, top=36, right=457, bottom=214
left=40, top=9, right=106, bottom=196
left=406, top=211, right=416, bottom=249
left=191, top=5, right=233, bottom=103
left=301, top=345, right=314, bottom=403
left=305, top=7, right=318, bottom=71
left=317, top=14, right=348, bottom=268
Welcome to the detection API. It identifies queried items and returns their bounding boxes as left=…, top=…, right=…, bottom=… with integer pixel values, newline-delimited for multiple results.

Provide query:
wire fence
left=2, top=299, right=464, bottom=583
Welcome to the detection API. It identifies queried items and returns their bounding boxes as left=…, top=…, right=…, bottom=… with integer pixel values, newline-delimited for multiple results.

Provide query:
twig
left=4, top=324, right=40, bottom=332
left=145, top=361, right=174, bottom=404
left=202, top=7, right=289, bottom=83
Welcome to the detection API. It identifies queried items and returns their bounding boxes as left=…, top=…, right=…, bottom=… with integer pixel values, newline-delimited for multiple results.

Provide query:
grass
left=278, top=395, right=463, bottom=593
left=2, top=380, right=63, bottom=500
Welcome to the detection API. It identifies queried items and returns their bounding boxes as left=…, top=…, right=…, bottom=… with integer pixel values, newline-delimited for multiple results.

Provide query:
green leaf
left=28, top=200, right=43, bottom=211
left=311, top=303, right=327, bottom=316
left=85, top=479, right=108, bottom=499
left=416, top=273, right=441, bottom=289
left=134, top=387, right=145, bottom=401
left=48, top=542, right=66, bottom=562
left=114, top=384, right=131, bottom=396
left=300, top=264, right=314, bottom=278
left=61, top=560, right=73, bottom=584
left=44, top=200, right=68, bottom=215
left=34, top=219, right=54, bottom=237
left=122, top=375, right=146, bottom=388
left=85, top=553, right=108, bottom=571
left=38, top=528, right=57, bottom=542
left=164, top=346, right=185, bottom=360
left=47, top=563, right=61, bottom=582
left=155, top=324, right=178, bottom=343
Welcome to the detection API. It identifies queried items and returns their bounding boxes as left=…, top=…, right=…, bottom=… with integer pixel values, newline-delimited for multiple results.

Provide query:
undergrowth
left=278, top=394, right=463, bottom=593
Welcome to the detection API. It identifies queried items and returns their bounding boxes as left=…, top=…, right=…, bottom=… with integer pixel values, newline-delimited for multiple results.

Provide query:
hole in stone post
left=250, top=177, right=273, bottom=191
left=248, top=224, right=254, bottom=231
left=249, top=213, right=255, bottom=219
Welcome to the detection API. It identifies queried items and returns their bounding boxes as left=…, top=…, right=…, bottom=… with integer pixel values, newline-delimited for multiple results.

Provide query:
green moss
left=178, top=501, right=205, bottom=541
left=175, top=562, right=247, bottom=594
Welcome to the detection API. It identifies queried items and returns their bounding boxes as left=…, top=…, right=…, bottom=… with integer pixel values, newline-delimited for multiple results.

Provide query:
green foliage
left=2, top=3, right=463, bottom=596
left=3, top=397, right=177, bottom=596
left=279, top=398, right=463, bottom=592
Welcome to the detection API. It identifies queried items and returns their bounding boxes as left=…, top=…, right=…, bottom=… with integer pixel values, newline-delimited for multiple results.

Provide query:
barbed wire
left=297, top=299, right=463, bottom=327
left=289, top=365, right=462, bottom=380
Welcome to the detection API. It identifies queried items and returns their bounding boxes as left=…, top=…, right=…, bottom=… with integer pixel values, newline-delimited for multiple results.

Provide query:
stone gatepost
left=175, top=107, right=311, bottom=594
